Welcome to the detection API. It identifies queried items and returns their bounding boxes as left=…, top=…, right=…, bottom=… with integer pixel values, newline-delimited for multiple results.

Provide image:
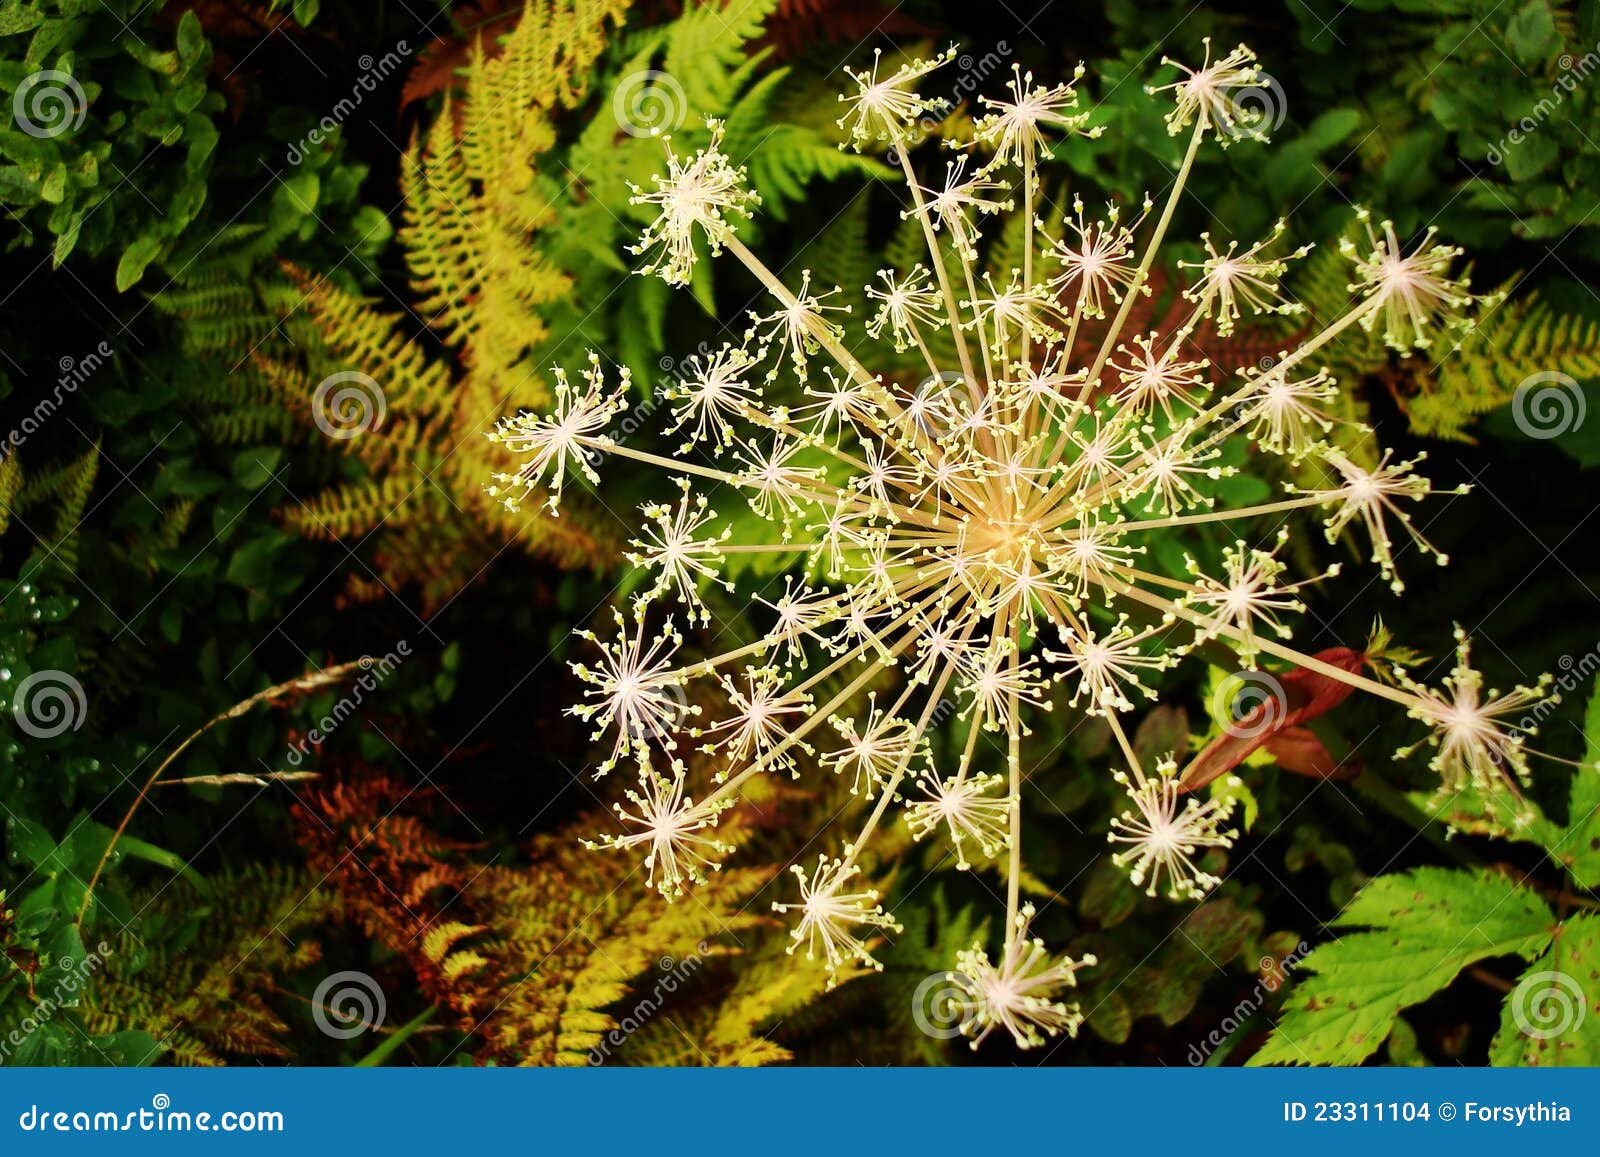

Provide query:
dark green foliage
left=4, top=0, right=1600, bottom=1070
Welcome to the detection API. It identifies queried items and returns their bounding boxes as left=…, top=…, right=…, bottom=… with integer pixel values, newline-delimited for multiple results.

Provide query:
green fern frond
left=83, top=866, right=340, bottom=1066
left=1411, top=288, right=1600, bottom=441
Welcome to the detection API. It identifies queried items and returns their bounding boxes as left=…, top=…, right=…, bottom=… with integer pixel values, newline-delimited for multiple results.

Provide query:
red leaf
left=1261, top=726, right=1361, bottom=781
left=1178, top=648, right=1368, bottom=793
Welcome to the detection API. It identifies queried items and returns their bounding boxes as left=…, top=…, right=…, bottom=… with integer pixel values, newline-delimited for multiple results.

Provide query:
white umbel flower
left=1108, top=769, right=1237, bottom=899
left=626, top=477, right=732, bottom=624
left=905, top=771, right=1013, bottom=869
left=586, top=759, right=732, bottom=899
left=1343, top=207, right=1475, bottom=349
left=487, top=46, right=1538, bottom=1045
left=773, top=855, right=902, bottom=985
left=973, top=63, right=1096, bottom=169
left=629, top=120, right=759, bottom=285
left=487, top=354, right=628, bottom=513
left=569, top=609, right=693, bottom=774
left=1151, top=39, right=1268, bottom=141
left=665, top=346, right=760, bottom=451
left=1301, top=449, right=1456, bottom=591
left=952, top=904, right=1096, bottom=1049
left=1178, top=220, right=1310, bottom=336
left=1397, top=627, right=1556, bottom=803
left=837, top=46, right=957, bottom=148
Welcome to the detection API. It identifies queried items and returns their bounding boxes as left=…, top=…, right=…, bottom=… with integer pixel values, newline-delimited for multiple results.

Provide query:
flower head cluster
left=1108, top=765, right=1237, bottom=899
left=950, top=904, right=1096, bottom=1049
left=489, top=46, right=1554, bottom=1051
left=628, top=120, right=759, bottom=285
left=1396, top=627, right=1556, bottom=807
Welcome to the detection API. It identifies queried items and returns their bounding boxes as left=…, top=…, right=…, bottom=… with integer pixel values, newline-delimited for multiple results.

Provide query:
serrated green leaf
left=1252, top=868, right=1552, bottom=1065
left=1489, top=913, right=1600, bottom=1065
left=1553, top=685, right=1600, bottom=888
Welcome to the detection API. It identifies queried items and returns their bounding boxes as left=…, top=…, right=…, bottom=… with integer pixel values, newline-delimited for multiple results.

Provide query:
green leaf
left=1553, top=684, right=1600, bottom=888
left=6, top=816, right=56, bottom=868
left=115, top=235, right=163, bottom=292
left=1299, top=108, right=1363, bottom=151
left=78, top=821, right=211, bottom=895
left=111, top=832, right=210, bottom=894
left=39, top=162, right=66, bottom=204
left=1252, top=868, right=1553, bottom=1065
left=277, top=171, right=320, bottom=218
left=1489, top=914, right=1600, bottom=1064
left=225, top=533, right=288, bottom=588
left=93, top=1030, right=164, bottom=1067
left=0, top=2, right=47, bottom=36
left=1503, top=132, right=1559, bottom=182
left=176, top=10, right=206, bottom=63
left=230, top=447, right=284, bottom=490
left=1505, top=1, right=1557, bottom=68
left=39, top=921, right=86, bottom=986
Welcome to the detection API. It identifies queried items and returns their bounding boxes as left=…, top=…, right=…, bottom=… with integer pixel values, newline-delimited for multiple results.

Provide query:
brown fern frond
left=292, top=767, right=784, bottom=1066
